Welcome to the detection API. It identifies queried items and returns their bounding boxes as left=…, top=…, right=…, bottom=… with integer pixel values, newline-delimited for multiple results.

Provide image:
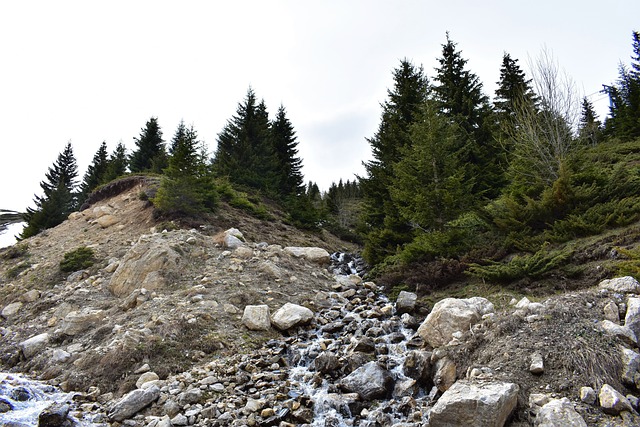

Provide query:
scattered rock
left=19, top=332, right=49, bottom=359
left=136, top=371, right=159, bottom=389
left=395, top=291, right=418, bottom=314
left=599, top=383, right=633, bottom=415
left=433, top=357, right=457, bottom=392
left=340, top=361, right=393, bottom=400
left=38, top=402, right=70, bottom=427
left=242, top=305, right=271, bottom=331
left=108, top=385, right=160, bottom=422
left=2, top=301, right=23, bottom=319
left=535, top=397, right=587, bottom=427
left=530, top=352, right=544, bottom=375
left=271, top=303, right=314, bottom=330
left=60, top=309, right=104, bottom=336
left=599, top=276, right=640, bottom=294
left=580, top=386, right=597, bottom=405
left=283, top=247, right=331, bottom=265
left=417, top=297, right=494, bottom=348
left=600, top=320, right=637, bottom=346
left=428, top=380, right=518, bottom=427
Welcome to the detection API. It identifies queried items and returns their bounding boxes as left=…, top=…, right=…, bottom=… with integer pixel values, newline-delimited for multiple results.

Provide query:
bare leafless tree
left=507, top=48, right=581, bottom=188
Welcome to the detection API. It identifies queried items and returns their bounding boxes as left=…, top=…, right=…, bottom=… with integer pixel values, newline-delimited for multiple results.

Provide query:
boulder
left=417, top=297, right=494, bottom=348
left=21, top=289, right=41, bottom=303
left=1, top=301, right=23, bottom=319
left=19, top=332, right=49, bottom=359
left=340, top=361, right=393, bottom=400
left=599, top=383, right=633, bottom=415
left=314, top=351, right=340, bottom=375
left=136, top=372, right=160, bottom=389
left=599, top=276, right=640, bottom=294
left=621, top=348, right=640, bottom=386
left=580, top=387, right=597, bottom=405
left=60, top=309, right=104, bottom=335
left=624, top=297, right=640, bottom=339
left=271, top=303, right=314, bottom=330
left=108, top=234, right=181, bottom=297
left=530, top=352, right=544, bottom=375
left=396, top=291, right=418, bottom=314
left=600, top=320, right=637, bottom=346
left=433, top=357, right=456, bottom=392
left=429, top=380, right=518, bottom=427
left=535, top=397, right=587, bottom=427
left=403, top=350, right=432, bottom=386
left=96, top=214, right=119, bottom=228
left=108, top=385, right=160, bottom=422
left=38, top=402, right=70, bottom=427
left=604, top=301, right=620, bottom=323
left=242, top=305, right=271, bottom=331
left=283, top=247, right=331, bottom=265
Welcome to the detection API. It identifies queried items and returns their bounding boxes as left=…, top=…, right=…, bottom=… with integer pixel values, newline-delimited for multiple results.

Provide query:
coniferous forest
left=13, top=31, right=640, bottom=291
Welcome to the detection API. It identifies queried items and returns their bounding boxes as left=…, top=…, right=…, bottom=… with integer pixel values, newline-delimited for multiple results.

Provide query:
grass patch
left=60, top=246, right=96, bottom=272
left=6, top=261, right=31, bottom=278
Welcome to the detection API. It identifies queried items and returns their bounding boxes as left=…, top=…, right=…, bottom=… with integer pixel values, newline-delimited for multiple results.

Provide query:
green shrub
left=6, top=261, right=31, bottom=278
left=60, top=247, right=96, bottom=272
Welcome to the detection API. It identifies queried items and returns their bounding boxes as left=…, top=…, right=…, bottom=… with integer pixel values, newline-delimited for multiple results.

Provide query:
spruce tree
left=102, top=142, right=128, bottom=183
left=604, top=31, right=640, bottom=140
left=391, top=101, right=473, bottom=231
left=129, top=117, right=167, bottom=173
left=212, top=88, right=278, bottom=192
left=432, top=33, right=500, bottom=197
left=360, top=59, right=429, bottom=264
left=270, top=105, right=304, bottom=197
left=154, top=123, right=216, bottom=215
left=21, top=142, right=79, bottom=238
left=495, top=53, right=538, bottom=124
left=578, top=97, right=602, bottom=146
left=78, top=141, right=109, bottom=205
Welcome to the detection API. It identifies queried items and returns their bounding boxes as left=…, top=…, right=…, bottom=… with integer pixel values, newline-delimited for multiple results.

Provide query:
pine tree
left=102, top=142, right=128, bottom=183
left=432, top=33, right=500, bottom=197
left=169, top=120, right=187, bottom=155
left=78, top=141, right=109, bottom=205
left=21, top=142, right=79, bottom=238
left=495, top=53, right=538, bottom=125
left=360, top=59, right=429, bottom=264
left=129, top=117, right=167, bottom=173
left=604, top=31, right=640, bottom=140
left=212, top=88, right=278, bottom=192
left=578, top=97, right=602, bottom=146
left=391, top=101, right=473, bottom=231
left=270, top=105, right=304, bottom=197
left=154, top=123, right=216, bottom=215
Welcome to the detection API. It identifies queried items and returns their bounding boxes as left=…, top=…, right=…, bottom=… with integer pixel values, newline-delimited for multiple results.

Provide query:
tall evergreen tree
left=129, top=117, right=167, bottom=173
left=78, top=141, right=109, bottom=205
left=360, top=59, right=429, bottom=264
left=578, top=97, right=602, bottom=146
left=494, top=53, right=538, bottom=124
left=604, top=31, right=640, bottom=140
left=154, top=123, right=216, bottom=215
left=102, top=142, right=128, bottom=183
left=169, top=120, right=188, bottom=155
left=270, top=105, right=304, bottom=197
left=432, top=33, right=501, bottom=197
left=21, top=142, right=79, bottom=238
left=391, top=101, right=473, bottom=231
left=212, top=88, right=278, bottom=192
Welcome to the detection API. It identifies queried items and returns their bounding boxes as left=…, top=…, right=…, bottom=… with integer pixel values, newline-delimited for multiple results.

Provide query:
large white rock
left=621, top=348, right=640, bottom=386
left=340, top=361, right=393, bottom=400
left=242, top=305, right=271, bottom=331
left=108, top=385, right=160, bottom=422
left=108, top=234, right=181, bottom=297
left=60, top=309, right=104, bottom=336
left=429, top=380, right=518, bottom=427
left=417, top=297, right=494, bottom=348
left=1, top=301, right=23, bottom=319
left=19, top=332, right=49, bottom=359
left=271, top=303, right=314, bottom=330
left=535, top=397, right=587, bottom=427
left=600, top=320, right=637, bottom=346
left=599, top=276, right=640, bottom=294
left=624, top=297, right=640, bottom=339
left=283, top=247, right=331, bottom=265
left=599, top=384, right=633, bottom=415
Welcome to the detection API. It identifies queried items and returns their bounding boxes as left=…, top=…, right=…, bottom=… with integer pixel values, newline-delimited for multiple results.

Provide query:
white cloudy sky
left=0, top=0, right=638, bottom=220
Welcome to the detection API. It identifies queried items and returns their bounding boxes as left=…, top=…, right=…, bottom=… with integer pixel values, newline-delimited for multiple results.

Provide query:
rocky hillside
left=2, top=178, right=640, bottom=426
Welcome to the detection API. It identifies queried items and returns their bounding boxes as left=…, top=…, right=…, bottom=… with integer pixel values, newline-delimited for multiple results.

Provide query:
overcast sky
left=1, top=0, right=638, bottom=224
